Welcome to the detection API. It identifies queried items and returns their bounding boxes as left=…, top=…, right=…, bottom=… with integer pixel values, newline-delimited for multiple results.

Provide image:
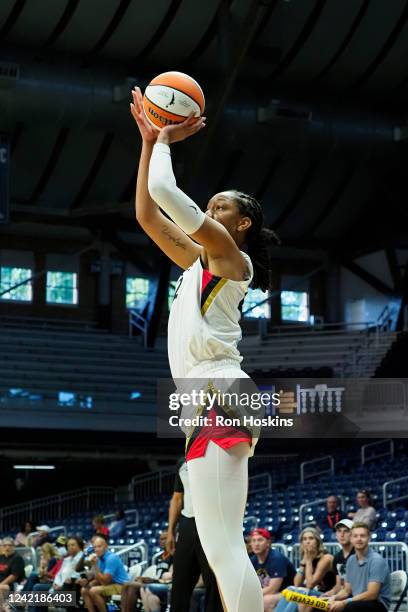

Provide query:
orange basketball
left=143, top=71, right=205, bottom=129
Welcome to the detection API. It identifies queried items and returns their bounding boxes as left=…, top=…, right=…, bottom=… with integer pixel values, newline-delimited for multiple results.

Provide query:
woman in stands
left=348, top=489, right=377, bottom=530
left=276, top=527, right=335, bottom=612
left=131, top=87, right=279, bottom=611
left=14, top=520, right=35, bottom=547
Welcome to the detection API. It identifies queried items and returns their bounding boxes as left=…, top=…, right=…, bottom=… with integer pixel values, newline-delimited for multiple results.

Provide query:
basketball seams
left=150, top=72, right=205, bottom=109
left=143, top=71, right=205, bottom=129
left=144, top=92, right=195, bottom=119
left=147, top=83, right=203, bottom=113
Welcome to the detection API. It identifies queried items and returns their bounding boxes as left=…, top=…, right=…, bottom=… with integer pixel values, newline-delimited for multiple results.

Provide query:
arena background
left=0, top=0, right=407, bottom=581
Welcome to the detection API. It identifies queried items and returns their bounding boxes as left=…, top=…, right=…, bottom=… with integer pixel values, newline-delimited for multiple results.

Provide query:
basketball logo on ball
left=143, top=71, right=205, bottom=129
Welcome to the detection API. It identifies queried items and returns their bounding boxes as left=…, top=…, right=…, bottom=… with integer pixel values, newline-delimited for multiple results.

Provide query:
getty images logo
left=0, top=147, right=7, bottom=164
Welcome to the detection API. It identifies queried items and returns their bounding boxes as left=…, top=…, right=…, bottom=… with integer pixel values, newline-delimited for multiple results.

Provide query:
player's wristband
left=346, top=598, right=353, bottom=605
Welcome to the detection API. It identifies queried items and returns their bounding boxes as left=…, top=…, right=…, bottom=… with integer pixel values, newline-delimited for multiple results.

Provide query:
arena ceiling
left=1, top=0, right=408, bottom=263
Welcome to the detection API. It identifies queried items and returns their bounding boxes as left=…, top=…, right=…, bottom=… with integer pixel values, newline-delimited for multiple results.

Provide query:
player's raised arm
left=149, top=124, right=251, bottom=281
left=130, top=87, right=202, bottom=270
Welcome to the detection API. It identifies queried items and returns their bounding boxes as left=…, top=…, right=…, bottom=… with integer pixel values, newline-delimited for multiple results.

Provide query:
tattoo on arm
left=162, top=226, right=187, bottom=250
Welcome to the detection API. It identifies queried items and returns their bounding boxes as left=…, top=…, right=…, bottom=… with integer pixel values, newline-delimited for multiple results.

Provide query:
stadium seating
left=0, top=320, right=398, bottom=407
left=2, top=443, right=407, bottom=555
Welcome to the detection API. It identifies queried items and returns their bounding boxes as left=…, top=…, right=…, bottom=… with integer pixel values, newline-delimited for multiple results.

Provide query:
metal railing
left=361, top=439, right=394, bottom=465
left=128, top=308, right=148, bottom=347
left=105, top=509, right=139, bottom=528
left=16, top=546, right=37, bottom=570
left=288, top=541, right=408, bottom=575
left=383, top=476, right=408, bottom=508
left=272, top=543, right=289, bottom=557
left=128, top=470, right=175, bottom=503
left=0, top=487, right=116, bottom=533
left=268, top=321, right=376, bottom=335
left=300, top=456, right=334, bottom=484
left=243, top=515, right=259, bottom=531
left=289, top=542, right=341, bottom=568
left=28, top=525, right=67, bottom=542
left=110, top=540, right=148, bottom=568
left=248, top=472, right=272, bottom=495
left=299, top=496, right=346, bottom=530
left=370, top=542, right=408, bottom=573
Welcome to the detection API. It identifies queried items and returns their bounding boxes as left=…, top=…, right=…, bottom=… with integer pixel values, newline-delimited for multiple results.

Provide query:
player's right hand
left=130, top=87, right=160, bottom=144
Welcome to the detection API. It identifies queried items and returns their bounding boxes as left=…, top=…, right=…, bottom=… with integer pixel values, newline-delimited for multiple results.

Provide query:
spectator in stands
left=107, top=509, right=126, bottom=539
left=80, top=535, right=129, bottom=612
left=327, top=523, right=390, bottom=612
left=295, top=528, right=335, bottom=592
left=53, top=536, right=85, bottom=589
left=92, top=515, right=109, bottom=538
left=28, top=537, right=85, bottom=612
left=32, top=525, right=53, bottom=548
left=324, top=520, right=355, bottom=597
left=167, top=459, right=223, bottom=612
left=120, top=531, right=173, bottom=612
left=348, top=491, right=377, bottom=531
left=317, top=496, right=346, bottom=533
left=24, top=542, right=61, bottom=591
left=275, top=527, right=335, bottom=612
left=0, top=538, right=25, bottom=593
left=14, top=520, right=35, bottom=547
left=250, top=528, right=296, bottom=611
left=55, top=535, right=68, bottom=556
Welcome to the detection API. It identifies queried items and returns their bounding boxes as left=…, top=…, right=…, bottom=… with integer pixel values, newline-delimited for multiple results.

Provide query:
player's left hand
left=157, top=112, right=206, bottom=144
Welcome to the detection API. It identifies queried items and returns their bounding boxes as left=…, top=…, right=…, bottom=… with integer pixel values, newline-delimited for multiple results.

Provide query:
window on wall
left=242, top=287, right=269, bottom=318
left=281, top=290, right=309, bottom=322
left=168, top=280, right=177, bottom=311
left=126, top=277, right=149, bottom=310
left=46, top=271, right=78, bottom=305
left=0, top=267, right=32, bottom=301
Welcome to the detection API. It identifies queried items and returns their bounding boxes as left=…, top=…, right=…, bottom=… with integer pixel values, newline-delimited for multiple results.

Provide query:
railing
left=128, top=308, right=148, bottom=347
left=370, top=542, right=408, bottom=573
left=288, top=541, right=408, bottom=574
left=105, top=509, right=139, bottom=528
left=16, top=546, right=37, bottom=570
left=361, top=439, right=394, bottom=465
left=111, top=540, right=148, bottom=568
left=383, top=476, right=408, bottom=508
left=28, top=525, right=67, bottom=541
left=300, top=456, right=334, bottom=484
left=152, top=549, right=164, bottom=566
left=272, top=543, right=289, bottom=557
left=289, top=542, right=341, bottom=568
left=248, top=472, right=272, bottom=495
left=243, top=515, right=259, bottom=531
left=269, top=321, right=376, bottom=335
left=0, top=487, right=116, bottom=533
left=376, top=305, right=394, bottom=332
left=128, top=470, right=175, bottom=503
left=299, top=496, right=346, bottom=530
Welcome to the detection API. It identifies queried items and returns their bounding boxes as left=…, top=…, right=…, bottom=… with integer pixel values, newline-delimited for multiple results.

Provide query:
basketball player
left=130, top=86, right=279, bottom=611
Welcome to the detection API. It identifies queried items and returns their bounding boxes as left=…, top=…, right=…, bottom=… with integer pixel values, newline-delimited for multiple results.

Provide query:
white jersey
left=168, top=252, right=253, bottom=379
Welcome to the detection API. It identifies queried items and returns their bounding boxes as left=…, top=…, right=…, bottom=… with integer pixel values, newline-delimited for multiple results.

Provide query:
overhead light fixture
left=13, top=465, right=56, bottom=470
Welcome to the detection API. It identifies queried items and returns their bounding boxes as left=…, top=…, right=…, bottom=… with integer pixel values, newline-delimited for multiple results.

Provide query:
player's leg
left=194, top=519, right=223, bottom=612
left=188, top=441, right=263, bottom=612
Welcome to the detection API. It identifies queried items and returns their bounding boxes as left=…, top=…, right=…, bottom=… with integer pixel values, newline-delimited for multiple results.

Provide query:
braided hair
left=231, top=190, right=281, bottom=292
